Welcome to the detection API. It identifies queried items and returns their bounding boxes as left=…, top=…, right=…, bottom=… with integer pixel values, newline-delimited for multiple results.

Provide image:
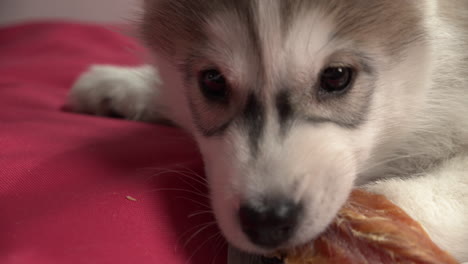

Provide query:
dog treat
left=280, top=190, right=458, bottom=264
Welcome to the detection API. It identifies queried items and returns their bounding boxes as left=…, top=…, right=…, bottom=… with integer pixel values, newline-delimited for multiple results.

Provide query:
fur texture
left=69, top=0, right=468, bottom=261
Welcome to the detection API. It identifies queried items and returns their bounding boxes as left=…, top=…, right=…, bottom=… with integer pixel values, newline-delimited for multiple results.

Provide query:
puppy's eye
left=320, top=67, right=354, bottom=94
left=199, top=69, right=229, bottom=102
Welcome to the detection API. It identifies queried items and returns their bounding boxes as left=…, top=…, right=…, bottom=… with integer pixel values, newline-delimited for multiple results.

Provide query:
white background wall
left=0, top=0, right=141, bottom=25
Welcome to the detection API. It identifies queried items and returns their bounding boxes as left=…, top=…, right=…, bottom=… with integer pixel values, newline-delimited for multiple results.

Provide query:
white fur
left=364, top=155, right=468, bottom=259
left=69, top=64, right=164, bottom=121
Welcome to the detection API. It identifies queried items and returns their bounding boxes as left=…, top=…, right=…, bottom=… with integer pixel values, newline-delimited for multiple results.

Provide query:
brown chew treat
left=283, top=190, right=458, bottom=264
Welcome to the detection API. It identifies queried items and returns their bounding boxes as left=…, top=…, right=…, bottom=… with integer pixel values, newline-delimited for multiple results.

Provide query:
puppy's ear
left=140, top=0, right=208, bottom=57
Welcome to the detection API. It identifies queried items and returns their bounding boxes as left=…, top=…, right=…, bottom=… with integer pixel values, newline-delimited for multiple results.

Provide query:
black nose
left=238, top=198, right=302, bottom=248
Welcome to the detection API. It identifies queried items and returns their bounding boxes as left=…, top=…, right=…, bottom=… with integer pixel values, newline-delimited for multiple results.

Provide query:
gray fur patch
left=241, top=93, right=266, bottom=156
left=276, top=89, right=294, bottom=131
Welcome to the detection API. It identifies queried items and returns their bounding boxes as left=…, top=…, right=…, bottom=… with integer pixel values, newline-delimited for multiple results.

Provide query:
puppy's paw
left=362, top=174, right=468, bottom=261
left=68, top=64, right=163, bottom=121
left=362, top=178, right=416, bottom=215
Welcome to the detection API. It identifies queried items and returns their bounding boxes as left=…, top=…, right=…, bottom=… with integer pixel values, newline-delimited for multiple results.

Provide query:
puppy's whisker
left=211, top=234, right=227, bottom=264
left=176, top=222, right=214, bottom=243
left=183, top=221, right=217, bottom=249
left=188, top=210, right=214, bottom=219
left=173, top=164, right=208, bottom=184
left=152, top=167, right=208, bottom=187
left=175, top=221, right=216, bottom=252
left=184, top=231, right=221, bottom=264
left=177, top=176, right=206, bottom=194
left=142, top=168, right=209, bottom=191
left=145, top=188, right=209, bottom=199
left=176, top=196, right=211, bottom=209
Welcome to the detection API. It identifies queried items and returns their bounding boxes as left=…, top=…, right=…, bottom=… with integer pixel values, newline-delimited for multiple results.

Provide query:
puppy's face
left=142, top=0, right=430, bottom=253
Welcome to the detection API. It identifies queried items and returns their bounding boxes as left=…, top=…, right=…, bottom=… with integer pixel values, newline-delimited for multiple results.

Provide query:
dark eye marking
left=276, top=90, right=294, bottom=126
left=242, top=93, right=265, bottom=156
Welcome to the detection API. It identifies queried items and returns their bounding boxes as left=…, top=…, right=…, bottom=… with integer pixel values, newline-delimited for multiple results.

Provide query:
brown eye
left=320, top=67, right=354, bottom=94
left=199, top=69, right=229, bottom=102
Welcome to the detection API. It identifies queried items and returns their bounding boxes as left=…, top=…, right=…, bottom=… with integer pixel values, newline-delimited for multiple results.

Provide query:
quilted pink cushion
left=0, top=22, right=225, bottom=264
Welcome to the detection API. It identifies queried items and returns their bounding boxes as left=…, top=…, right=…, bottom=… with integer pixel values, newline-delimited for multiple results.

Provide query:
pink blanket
left=0, top=21, right=225, bottom=264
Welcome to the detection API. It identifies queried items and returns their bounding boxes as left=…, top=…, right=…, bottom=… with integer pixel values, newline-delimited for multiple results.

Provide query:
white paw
left=362, top=174, right=468, bottom=262
left=68, top=64, right=163, bottom=121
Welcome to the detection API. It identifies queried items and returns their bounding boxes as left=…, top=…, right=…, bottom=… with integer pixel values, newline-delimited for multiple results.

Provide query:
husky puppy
left=69, top=0, right=468, bottom=261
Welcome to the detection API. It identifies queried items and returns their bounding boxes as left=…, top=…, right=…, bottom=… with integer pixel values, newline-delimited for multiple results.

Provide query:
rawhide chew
left=279, top=190, right=458, bottom=264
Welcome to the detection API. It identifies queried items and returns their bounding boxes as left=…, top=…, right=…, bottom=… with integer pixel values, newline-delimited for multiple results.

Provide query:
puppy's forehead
left=206, top=0, right=424, bottom=51
left=143, top=0, right=424, bottom=59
